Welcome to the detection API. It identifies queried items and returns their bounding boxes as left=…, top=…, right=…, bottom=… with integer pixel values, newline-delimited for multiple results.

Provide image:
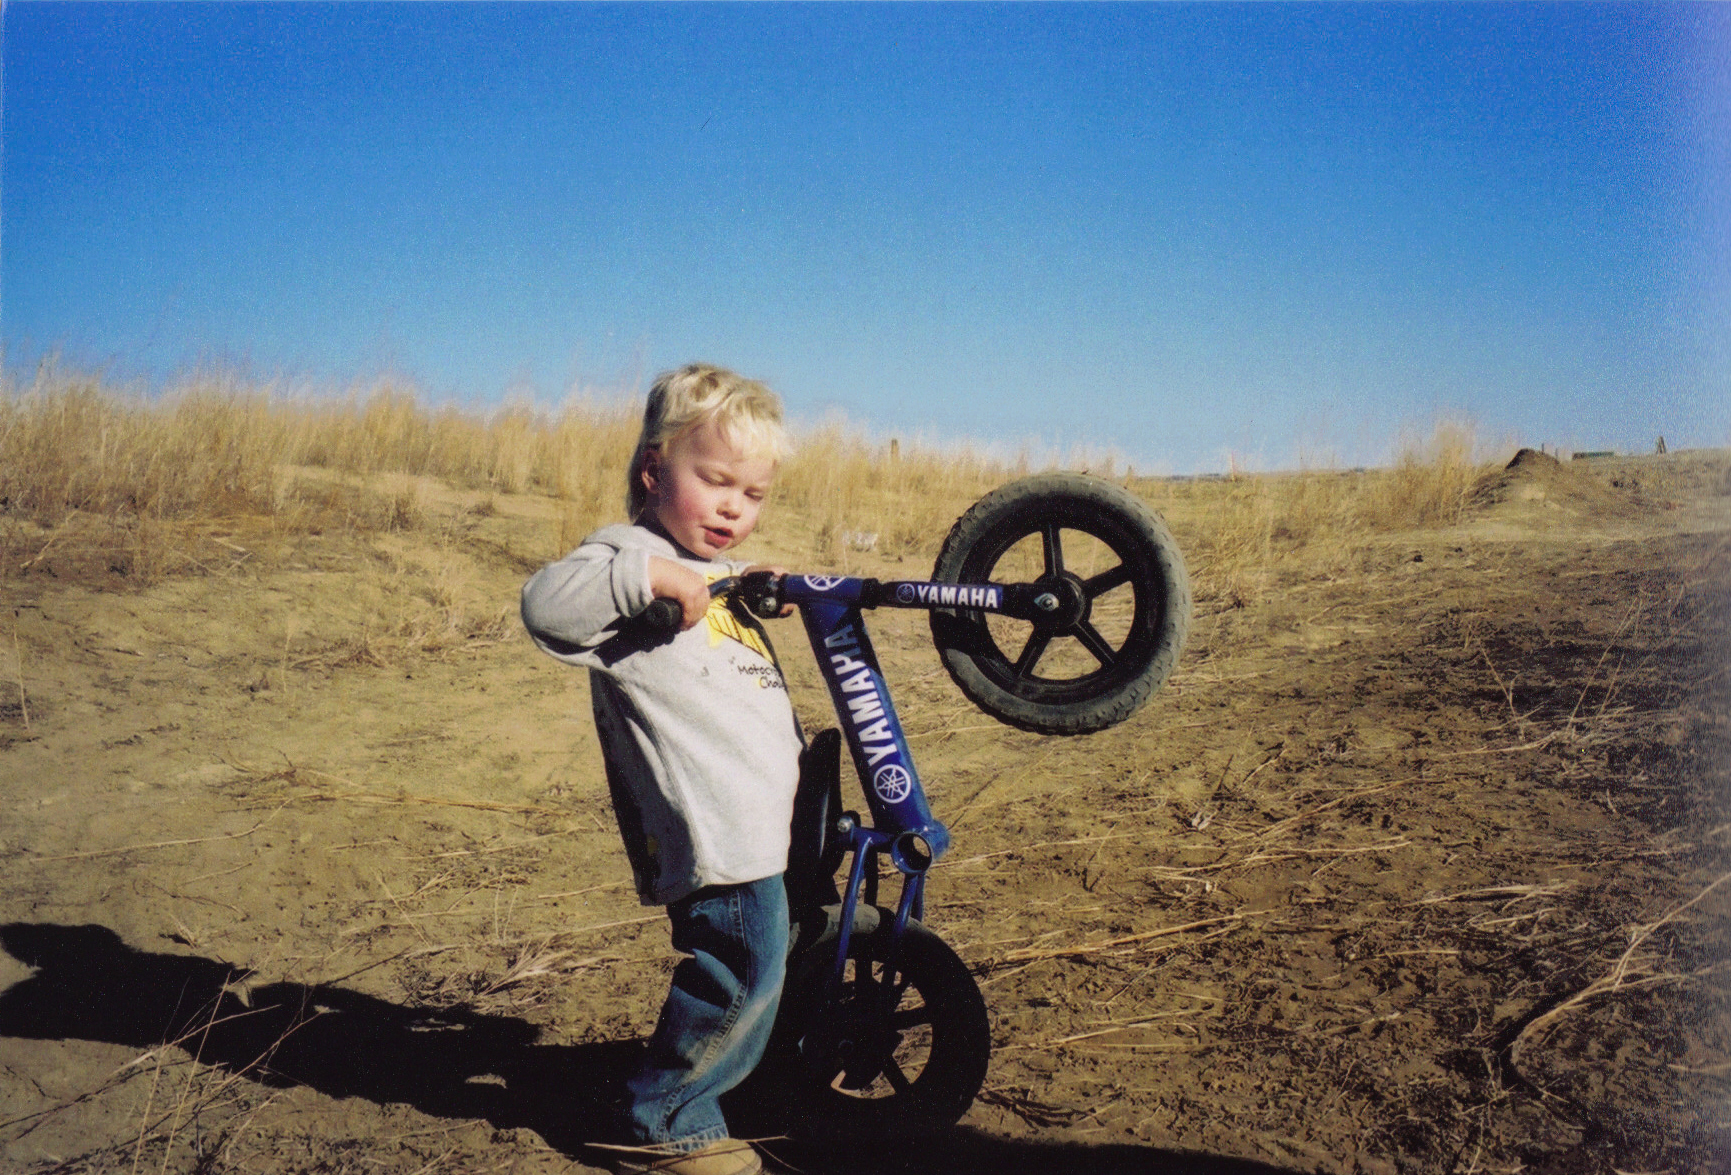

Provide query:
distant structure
left=1572, top=451, right=1615, bottom=461
left=1655, top=435, right=1667, bottom=454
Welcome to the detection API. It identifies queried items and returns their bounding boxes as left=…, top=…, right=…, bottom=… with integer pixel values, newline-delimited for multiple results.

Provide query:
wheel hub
left=809, top=997, right=898, bottom=1090
left=1033, top=572, right=1090, bottom=631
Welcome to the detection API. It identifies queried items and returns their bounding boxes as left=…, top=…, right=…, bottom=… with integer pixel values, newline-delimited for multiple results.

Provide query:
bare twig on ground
left=376, top=872, right=433, bottom=947
left=1476, top=641, right=1525, bottom=730
left=531, top=880, right=631, bottom=902
left=1566, top=596, right=1643, bottom=726
left=294, top=776, right=572, bottom=818
left=1507, top=869, right=1731, bottom=1078
left=977, top=1085, right=1089, bottom=1128
left=996, top=910, right=1263, bottom=964
left=477, top=939, right=623, bottom=996
left=222, top=757, right=579, bottom=818
left=1251, top=779, right=1414, bottom=843
left=10, top=612, right=28, bottom=731
left=940, top=830, right=1143, bottom=870
left=24, top=804, right=287, bottom=863
left=1418, top=882, right=1576, bottom=906
left=1027, top=1004, right=1223, bottom=1049
left=19, top=509, right=77, bottom=571
left=1433, top=733, right=1560, bottom=757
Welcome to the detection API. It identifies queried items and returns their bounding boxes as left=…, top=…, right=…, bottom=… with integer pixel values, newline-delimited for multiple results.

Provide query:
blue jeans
left=625, top=874, right=789, bottom=1150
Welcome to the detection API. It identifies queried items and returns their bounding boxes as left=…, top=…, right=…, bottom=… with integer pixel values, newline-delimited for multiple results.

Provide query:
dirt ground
left=2, top=450, right=1727, bottom=1174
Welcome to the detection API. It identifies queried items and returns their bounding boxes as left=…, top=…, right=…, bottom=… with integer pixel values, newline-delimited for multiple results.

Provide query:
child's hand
left=646, top=557, right=713, bottom=630
left=742, top=564, right=796, bottom=617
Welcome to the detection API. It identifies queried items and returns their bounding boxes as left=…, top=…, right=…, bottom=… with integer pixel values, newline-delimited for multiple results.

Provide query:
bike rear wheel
left=930, top=472, right=1190, bottom=735
left=762, top=907, right=989, bottom=1138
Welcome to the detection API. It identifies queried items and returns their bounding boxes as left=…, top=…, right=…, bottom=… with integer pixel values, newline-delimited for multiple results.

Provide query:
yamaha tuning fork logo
left=800, top=575, right=844, bottom=592
left=872, top=763, right=913, bottom=804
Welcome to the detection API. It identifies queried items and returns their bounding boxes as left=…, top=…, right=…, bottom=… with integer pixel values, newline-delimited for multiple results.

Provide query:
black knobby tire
left=768, top=908, right=989, bottom=1138
left=930, top=472, right=1190, bottom=735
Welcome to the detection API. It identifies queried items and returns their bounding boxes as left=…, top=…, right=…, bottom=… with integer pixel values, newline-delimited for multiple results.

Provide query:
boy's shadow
left=0, top=921, right=635, bottom=1157
left=0, top=922, right=1299, bottom=1175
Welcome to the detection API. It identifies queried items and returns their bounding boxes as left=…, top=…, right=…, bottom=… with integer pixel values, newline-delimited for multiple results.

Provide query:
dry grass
left=1, top=368, right=642, bottom=519
left=4, top=368, right=1505, bottom=598
left=1155, top=421, right=1504, bottom=610
left=0, top=376, right=280, bottom=521
left=776, top=423, right=1014, bottom=564
left=1366, top=421, right=1483, bottom=529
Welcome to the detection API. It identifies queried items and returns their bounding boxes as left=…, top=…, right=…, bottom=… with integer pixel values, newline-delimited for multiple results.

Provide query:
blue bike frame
left=776, top=572, right=1044, bottom=989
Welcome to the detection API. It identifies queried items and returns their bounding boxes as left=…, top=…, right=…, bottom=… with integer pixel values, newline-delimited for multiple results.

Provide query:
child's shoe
left=603, top=1138, right=764, bottom=1175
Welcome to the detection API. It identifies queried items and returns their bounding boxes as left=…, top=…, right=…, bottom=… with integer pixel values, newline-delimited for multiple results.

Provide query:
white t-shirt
left=521, top=524, right=803, bottom=904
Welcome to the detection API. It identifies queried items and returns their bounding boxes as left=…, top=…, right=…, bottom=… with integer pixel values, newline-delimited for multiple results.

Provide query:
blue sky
left=4, top=2, right=1726, bottom=472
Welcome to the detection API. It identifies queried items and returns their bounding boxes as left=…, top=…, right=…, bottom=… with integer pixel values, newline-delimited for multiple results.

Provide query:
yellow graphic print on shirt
left=704, top=595, right=774, bottom=663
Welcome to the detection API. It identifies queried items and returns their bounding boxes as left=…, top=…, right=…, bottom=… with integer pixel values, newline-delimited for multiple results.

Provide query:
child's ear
left=640, top=447, right=662, bottom=498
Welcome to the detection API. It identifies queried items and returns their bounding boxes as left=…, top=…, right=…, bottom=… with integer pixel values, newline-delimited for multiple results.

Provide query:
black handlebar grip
left=641, top=597, right=684, bottom=633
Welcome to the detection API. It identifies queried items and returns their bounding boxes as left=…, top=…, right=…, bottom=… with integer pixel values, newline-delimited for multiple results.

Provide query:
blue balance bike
left=648, top=473, right=1190, bottom=1137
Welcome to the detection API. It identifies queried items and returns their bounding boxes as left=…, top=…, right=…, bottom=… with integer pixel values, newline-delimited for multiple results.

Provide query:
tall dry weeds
left=274, top=385, right=639, bottom=502
left=1168, top=423, right=1501, bottom=609
left=0, top=370, right=650, bottom=575
left=0, top=373, right=281, bottom=523
left=1362, top=421, right=1483, bottom=530
left=777, top=423, right=1012, bottom=564
left=3, top=371, right=1504, bottom=594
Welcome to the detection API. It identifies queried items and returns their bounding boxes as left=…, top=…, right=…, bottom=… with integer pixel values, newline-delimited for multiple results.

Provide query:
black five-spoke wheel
left=930, top=473, right=1190, bottom=735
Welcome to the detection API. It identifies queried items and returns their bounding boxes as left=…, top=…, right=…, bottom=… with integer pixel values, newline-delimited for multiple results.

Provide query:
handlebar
left=639, top=572, right=783, bottom=634
left=640, top=596, right=687, bottom=632
left=641, top=570, right=1059, bottom=633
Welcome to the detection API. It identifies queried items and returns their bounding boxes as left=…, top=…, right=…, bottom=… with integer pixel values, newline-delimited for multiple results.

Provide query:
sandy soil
left=2, top=451, right=1727, bottom=1174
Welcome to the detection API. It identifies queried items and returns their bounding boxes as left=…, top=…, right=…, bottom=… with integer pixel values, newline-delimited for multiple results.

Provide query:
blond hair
left=626, top=363, right=789, bottom=518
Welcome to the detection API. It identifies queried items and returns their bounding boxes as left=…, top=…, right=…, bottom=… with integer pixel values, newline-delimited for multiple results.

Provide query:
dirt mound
left=1507, top=446, right=1561, bottom=471
left=1470, top=447, right=1646, bottom=520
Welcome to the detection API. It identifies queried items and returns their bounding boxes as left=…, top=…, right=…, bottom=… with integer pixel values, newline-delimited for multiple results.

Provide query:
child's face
left=642, top=419, right=776, bottom=559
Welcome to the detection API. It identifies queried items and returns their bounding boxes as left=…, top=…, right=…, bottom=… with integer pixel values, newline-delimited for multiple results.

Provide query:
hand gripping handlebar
left=639, top=571, right=783, bottom=632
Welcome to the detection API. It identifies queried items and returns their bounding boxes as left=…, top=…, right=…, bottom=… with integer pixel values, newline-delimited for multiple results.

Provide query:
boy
left=521, top=364, right=800, bottom=1175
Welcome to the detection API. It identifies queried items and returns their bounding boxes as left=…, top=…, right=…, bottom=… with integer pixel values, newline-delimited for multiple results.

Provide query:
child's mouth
left=703, top=527, right=733, bottom=548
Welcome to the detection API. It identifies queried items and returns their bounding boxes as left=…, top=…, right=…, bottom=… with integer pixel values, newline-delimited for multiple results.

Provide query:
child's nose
left=718, top=492, right=741, bottom=519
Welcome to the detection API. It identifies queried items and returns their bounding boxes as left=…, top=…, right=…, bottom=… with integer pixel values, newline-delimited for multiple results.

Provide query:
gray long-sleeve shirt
left=520, top=524, right=802, bottom=904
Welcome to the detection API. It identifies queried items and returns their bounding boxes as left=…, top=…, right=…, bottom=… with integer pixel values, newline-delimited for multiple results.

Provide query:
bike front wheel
left=930, top=472, right=1190, bottom=735
left=764, top=907, right=990, bottom=1138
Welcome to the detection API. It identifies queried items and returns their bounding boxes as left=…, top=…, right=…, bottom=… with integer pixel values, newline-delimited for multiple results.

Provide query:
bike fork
left=826, top=825, right=928, bottom=1005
